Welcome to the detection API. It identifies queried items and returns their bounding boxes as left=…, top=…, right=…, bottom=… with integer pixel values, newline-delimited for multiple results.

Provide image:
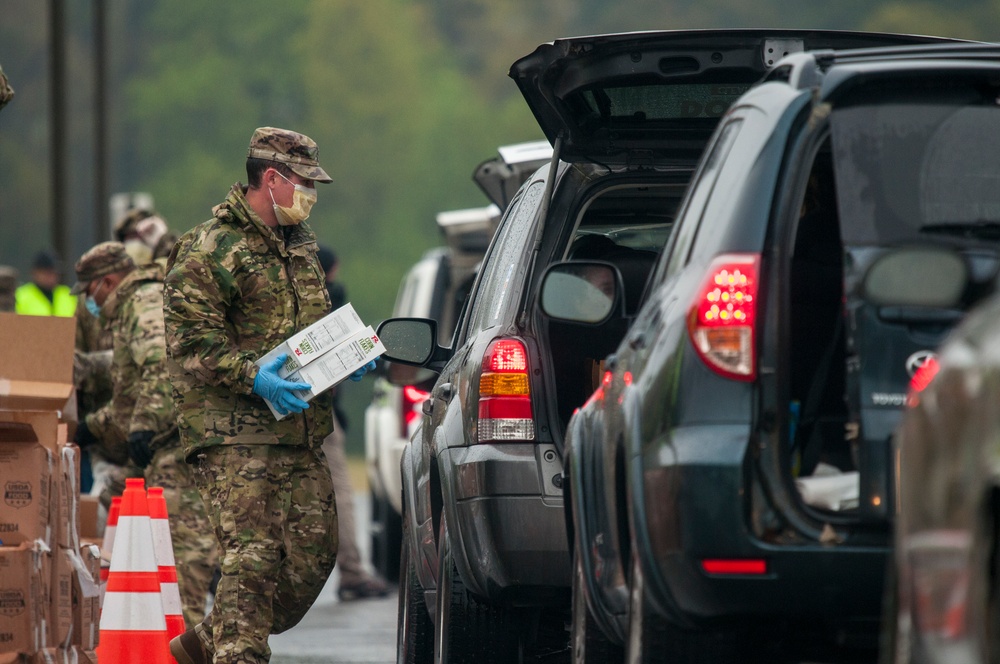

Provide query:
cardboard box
left=0, top=314, right=75, bottom=417
left=255, top=304, right=384, bottom=420
left=0, top=542, right=49, bottom=657
left=77, top=499, right=98, bottom=542
left=256, top=303, right=364, bottom=375
left=0, top=435, right=52, bottom=548
left=0, top=413, right=60, bottom=455
left=50, top=441, right=79, bottom=551
left=71, top=545, right=99, bottom=651
left=281, top=303, right=365, bottom=369
left=31, top=647, right=94, bottom=663
left=264, top=327, right=384, bottom=421
left=47, top=550, right=72, bottom=649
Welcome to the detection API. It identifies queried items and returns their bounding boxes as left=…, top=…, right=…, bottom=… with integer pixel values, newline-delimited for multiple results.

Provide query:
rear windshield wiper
left=920, top=221, right=1000, bottom=240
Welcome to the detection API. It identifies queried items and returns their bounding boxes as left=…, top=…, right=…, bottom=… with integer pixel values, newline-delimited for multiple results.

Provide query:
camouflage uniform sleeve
left=84, top=402, right=128, bottom=460
left=125, top=283, right=176, bottom=435
left=164, top=238, right=259, bottom=395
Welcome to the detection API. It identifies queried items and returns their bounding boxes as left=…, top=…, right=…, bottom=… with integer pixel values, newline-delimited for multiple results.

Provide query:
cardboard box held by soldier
left=255, top=303, right=385, bottom=421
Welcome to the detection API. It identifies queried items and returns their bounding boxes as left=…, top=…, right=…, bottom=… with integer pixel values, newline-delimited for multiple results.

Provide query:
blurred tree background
left=0, top=0, right=997, bottom=453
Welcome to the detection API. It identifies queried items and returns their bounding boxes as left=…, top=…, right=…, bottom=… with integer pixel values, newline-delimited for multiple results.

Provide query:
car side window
left=467, top=181, right=545, bottom=334
left=656, top=117, right=744, bottom=283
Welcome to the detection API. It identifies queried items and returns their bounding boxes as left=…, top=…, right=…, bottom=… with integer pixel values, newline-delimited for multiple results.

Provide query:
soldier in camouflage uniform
left=71, top=242, right=218, bottom=628
left=164, top=127, right=374, bottom=664
left=74, top=290, right=119, bottom=504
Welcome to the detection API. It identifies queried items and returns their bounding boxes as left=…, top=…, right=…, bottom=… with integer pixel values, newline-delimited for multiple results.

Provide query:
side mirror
left=375, top=317, right=452, bottom=373
left=539, top=261, right=621, bottom=324
left=376, top=318, right=437, bottom=365
left=863, top=248, right=968, bottom=308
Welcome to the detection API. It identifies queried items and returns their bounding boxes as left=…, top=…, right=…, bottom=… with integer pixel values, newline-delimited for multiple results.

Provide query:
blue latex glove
left=349, top=359, right=377, bottom=382
left=253, top=354, right=312, bottom=416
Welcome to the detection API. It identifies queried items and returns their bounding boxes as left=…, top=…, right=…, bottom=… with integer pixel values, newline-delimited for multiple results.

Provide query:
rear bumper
left=633, top=424, right=889, bottom=628
left=440, top=442, right=570, bottom=602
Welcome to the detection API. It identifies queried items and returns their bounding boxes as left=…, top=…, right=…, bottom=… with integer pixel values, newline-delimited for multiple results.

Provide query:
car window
left=656, top=116, right=744, bottom=282
left=467, top=181, right=545, bottom=334
left=831, top=90, right=1000, bottom=248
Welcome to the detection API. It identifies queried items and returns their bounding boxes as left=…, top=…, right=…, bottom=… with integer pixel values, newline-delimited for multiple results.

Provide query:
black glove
left=74, top=419, right=97, bottom=449
left=127, top=431, right=155, bottom=468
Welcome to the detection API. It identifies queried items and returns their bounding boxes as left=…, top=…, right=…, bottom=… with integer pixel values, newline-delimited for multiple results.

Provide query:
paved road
left=269, top=493, right=397, bottom=664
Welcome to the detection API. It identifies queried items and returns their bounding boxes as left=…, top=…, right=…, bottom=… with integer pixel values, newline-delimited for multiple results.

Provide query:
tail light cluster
left=688, top=253, right=760, bottom=382
left=478, top=338, right=534, bottom=442
left=401, top=385, right=430, bottom=438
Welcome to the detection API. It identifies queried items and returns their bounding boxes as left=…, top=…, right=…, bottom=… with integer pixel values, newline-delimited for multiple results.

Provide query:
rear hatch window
left=830, top=79, right=1000, bottom=484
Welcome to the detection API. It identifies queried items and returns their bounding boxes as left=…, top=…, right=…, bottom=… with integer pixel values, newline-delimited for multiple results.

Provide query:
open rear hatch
left=509, top=29, right=958, bottom=166
left=473, top=140, right=553, bottom=212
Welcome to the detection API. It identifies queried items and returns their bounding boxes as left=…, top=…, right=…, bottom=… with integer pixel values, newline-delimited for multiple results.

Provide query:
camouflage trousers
left=145, top=445, right=219, bottom=629
left=191, top=444, right=338, bottom=664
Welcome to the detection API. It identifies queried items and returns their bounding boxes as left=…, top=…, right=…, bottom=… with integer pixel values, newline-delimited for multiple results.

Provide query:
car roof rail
left=819, top=40, right=997, bottom=69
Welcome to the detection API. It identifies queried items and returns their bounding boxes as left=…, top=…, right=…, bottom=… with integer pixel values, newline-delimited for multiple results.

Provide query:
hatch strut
left=517, top=134, right=562, bottom=331
left=534, top=133, right=563, bottom=252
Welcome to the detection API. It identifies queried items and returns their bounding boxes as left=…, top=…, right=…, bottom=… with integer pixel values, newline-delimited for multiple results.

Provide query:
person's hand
left=74, top=419, right=97, bottom=449
left=127, top=431, right=155, bottom=468
left=349, top=359, right=377, bottom=382
left=253, top=354, right=312, bottom=415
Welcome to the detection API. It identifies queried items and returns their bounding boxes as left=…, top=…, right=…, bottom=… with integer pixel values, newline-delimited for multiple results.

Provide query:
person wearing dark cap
left=71, top=241, right=219, bottom=631
left=163, top=127, right=377, bottom=664
left=15, top=250, right=76, bottom=316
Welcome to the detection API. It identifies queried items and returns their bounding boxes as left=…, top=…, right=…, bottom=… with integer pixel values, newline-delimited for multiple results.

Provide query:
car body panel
left=892, top=295, right=1000, bottom=664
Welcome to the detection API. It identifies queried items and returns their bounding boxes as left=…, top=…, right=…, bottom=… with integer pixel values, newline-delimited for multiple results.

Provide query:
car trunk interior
left=785, top=145, right=859, bottom=518
left=543, top=181, right=683, bottom=430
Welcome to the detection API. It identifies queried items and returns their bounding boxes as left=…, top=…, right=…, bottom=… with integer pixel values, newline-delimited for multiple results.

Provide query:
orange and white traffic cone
left=96, top=477, right=172, bottom=664
left=99, top=495, right=122, bottom=608
left=147, top=486, right=186, bottom=641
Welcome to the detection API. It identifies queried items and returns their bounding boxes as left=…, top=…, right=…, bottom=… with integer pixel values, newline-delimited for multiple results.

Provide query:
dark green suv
left=551, top=40, right=1000, bottom=664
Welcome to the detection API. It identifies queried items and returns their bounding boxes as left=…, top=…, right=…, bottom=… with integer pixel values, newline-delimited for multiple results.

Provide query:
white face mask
left=269, top=171, right=317, bottom=226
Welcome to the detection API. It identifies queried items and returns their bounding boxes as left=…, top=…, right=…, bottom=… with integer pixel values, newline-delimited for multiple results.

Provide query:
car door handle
left=435, top=383, right=454, bottom=401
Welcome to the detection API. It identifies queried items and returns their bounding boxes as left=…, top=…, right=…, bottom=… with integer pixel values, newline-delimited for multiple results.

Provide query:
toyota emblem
left=906, top=350, right=937, bottom=377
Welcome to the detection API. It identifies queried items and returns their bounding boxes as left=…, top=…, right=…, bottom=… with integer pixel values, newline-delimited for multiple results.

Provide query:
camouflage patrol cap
left=0, top=65, right=13, bottom=112
left=71, top=242, right=135, bottom=294
left=247, top=126, right=333, bottom=183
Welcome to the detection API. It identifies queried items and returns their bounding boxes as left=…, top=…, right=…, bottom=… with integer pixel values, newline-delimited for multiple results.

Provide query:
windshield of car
left=831, top=89, right=1000, bottom=248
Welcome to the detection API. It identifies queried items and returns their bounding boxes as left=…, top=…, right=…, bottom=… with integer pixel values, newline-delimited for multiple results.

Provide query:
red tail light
left=401, top=385, right=430, bottom=437
left=687, top=254, right=759, bottom=381
left=478, top=338, right=534, bottom=442
left=700, top=558, right=767, bottom=575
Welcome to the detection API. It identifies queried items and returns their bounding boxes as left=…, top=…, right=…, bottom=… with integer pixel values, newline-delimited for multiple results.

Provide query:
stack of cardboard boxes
left=0, top=313, right=101, bottom=663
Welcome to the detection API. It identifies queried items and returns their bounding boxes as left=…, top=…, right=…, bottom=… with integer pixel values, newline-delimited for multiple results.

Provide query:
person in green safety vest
left=15, top=250, right=77, bottom=316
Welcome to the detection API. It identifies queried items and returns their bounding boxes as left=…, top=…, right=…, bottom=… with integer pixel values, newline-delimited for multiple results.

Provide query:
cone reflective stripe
left=147, top=486, right=185, bottom=640
left=96, top=477, right=172, bottom=664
